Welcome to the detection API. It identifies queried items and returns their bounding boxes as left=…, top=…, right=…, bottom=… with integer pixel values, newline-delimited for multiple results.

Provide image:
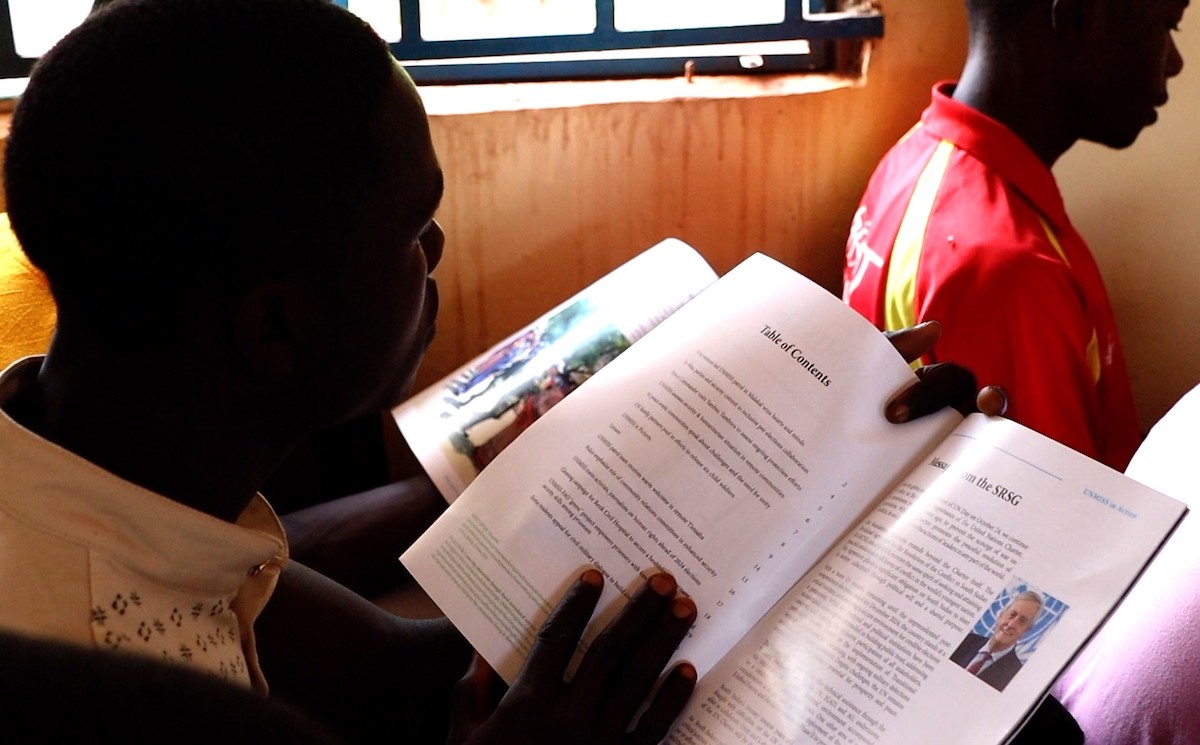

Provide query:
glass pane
left=348, top=0, right=403, bottom=43
left=614, top=0, right=784, bottom=32
left=8, top=0, right=93, bottom=58
left=419, top=0, right=595, bottom=41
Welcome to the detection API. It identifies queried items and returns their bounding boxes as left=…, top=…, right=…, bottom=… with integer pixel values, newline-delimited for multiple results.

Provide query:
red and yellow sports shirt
left=843, top=83, right=1140, bottom=471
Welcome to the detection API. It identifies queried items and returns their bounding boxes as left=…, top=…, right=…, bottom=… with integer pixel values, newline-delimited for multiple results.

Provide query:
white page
left=402, top=253, right=960, bottom=683
left=394, top=238, right=719, bottom=502
left=667, top=414, right=1186, bottom=745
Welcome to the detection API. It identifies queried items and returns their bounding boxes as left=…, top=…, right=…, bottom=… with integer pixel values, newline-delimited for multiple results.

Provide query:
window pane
left=419, top=0, right=595, bottom=41
left=348, top=0, right=403, bottom=43
left=614, top=0, right=784, bottom=32
left=8, top=0, right=93, bottom=58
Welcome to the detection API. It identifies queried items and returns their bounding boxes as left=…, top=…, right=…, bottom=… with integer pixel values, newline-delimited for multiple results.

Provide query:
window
left=0, top=0, right=94, bottom=97
left=355, top=0, right=883, bottom=84
left=0, top=0, right=882, bottom=94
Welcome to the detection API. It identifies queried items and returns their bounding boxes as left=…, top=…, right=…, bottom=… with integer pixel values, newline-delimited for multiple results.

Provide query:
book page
left=401, top=252, right=961, bottom=683
left=667, top=414, right=1186, bottom=745
left=394, top=238, right=718, bottom=502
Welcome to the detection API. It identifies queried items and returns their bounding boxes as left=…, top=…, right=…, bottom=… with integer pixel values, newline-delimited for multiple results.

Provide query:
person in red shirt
left=842, top=0, right=1187, bottom=472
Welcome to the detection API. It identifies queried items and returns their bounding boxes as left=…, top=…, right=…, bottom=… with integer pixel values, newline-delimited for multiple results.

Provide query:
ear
left=231, top=279, right=312, bottom=383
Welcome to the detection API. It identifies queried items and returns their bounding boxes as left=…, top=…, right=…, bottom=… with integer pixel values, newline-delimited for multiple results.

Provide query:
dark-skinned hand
left=884, top=321, right=1008, bottom=423
left=448, top=569, right=697, bottom=745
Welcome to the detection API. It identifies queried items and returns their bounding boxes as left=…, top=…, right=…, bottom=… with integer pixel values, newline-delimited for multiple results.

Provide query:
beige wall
left=414, top=0, right=970, bottom=392
left=1054, top=30, right=1200, bottom=431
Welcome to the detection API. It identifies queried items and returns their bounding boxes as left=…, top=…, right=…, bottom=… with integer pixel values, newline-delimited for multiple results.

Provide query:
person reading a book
left=0, top=0, right=1031, bottom=741
left=0, top=1, right=696, bottom=742
left=842, top=0, right=1188, bottom=472
left=951, top=590, right=1043, bottom=692
left=0, top=205, right=448, bottom=599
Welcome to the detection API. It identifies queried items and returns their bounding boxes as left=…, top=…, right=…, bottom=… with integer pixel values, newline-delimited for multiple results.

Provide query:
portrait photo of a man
left=951, top=585, right=1063, bottom=692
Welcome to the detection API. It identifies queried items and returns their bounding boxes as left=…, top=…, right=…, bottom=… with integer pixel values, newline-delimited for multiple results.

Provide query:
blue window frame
left=0, top=2, right=30, bottom=81
left=0, top=0, right=882, bottom=90
left=363, top=0, right=883, bottom=85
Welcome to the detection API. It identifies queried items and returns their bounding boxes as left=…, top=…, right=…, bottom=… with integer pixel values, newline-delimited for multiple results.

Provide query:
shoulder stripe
left=1038, top=217, right=1102, bottom=384
left=884, top=139, right=956, bottom=334
left=1037, top=215, right=1071, bottom=266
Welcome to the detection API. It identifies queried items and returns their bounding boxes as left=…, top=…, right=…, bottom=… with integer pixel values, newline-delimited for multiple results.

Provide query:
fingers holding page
left=461, top=569, right=698, bottom=745
left=976, top=385, right=1009, bottom=417
left=630, top=662, right=698, bottom=745
left=886, top=362, right=978, bottom=422
left=883, top=321, right=1008, bottom=423
left=570, top=572, right=696, bottom=725
left=517, top=568, right=605, bottom=688
left=884, top=320, right=942, bottom=364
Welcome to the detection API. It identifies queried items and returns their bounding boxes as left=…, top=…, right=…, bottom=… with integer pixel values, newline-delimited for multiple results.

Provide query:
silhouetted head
left=6, top=0, right=388, bottom=326
left=5, top=0, right=445, bottom=426
left=962, top=0, right=1187, bottom=151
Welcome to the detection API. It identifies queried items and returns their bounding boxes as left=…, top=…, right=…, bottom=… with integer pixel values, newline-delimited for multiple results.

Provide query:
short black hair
left=4, top=0, right=397, bottom=327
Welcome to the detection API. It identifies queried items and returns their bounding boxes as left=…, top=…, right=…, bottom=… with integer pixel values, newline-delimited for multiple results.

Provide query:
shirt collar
left=922, top=81, right=1073, bottom=235
left=0, top=356, right=288, bottom=594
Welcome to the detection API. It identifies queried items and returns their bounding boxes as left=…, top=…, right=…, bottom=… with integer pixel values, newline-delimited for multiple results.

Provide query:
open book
left=397, top=241, right=1185, bottom=744
left=395, top=238, right=718, bottom=502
